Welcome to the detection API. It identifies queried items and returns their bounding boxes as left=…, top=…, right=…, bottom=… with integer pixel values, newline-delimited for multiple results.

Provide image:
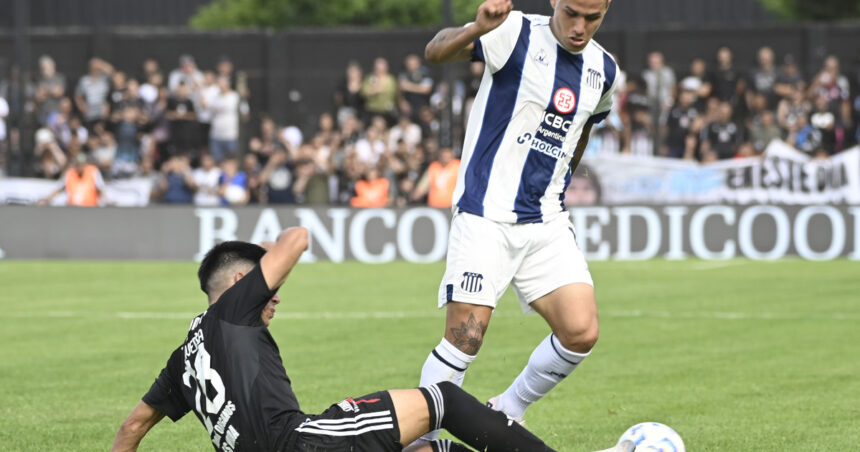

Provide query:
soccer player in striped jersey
left=111, top=228, right=555, bottom=452
left=414, top=0, right=618, bottom=441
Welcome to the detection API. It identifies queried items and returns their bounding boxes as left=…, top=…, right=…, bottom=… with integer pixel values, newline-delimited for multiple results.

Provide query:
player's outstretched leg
left=418, top=382, right=557, bottom=452
left=495, top=283, right=597, bottom=420
left=416, top=302, right=490, bottom=441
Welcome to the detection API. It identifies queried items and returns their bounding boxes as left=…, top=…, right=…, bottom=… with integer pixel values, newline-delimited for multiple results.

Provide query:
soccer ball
left=617, top=422, right=685, bottom=452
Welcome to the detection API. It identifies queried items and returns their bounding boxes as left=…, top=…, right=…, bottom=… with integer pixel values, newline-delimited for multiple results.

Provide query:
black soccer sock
left=419, top=381, right=557, bottom=452
left=429, top=439, right=471, bottom=452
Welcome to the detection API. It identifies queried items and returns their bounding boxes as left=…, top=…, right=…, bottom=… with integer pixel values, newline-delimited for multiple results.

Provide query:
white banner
left=0, top=177, right=153, bottom=207
left=583, top=142, right=860, bottom=205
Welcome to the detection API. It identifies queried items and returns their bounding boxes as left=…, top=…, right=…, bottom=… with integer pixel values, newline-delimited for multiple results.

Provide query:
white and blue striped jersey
left=453, top=11, right=619, bottom=223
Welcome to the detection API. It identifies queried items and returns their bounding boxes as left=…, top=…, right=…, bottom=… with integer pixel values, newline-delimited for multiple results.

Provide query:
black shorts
left=288, top=391, right=401, bottom=452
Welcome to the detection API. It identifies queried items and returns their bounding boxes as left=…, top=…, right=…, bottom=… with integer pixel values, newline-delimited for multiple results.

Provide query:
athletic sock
left=429, top=439, right=471, bottom=452
left=497, top=334, right=590, bottom=420
left=419, top=381, right=556, bottom=452
left=417, top=338, right=476, bottom=441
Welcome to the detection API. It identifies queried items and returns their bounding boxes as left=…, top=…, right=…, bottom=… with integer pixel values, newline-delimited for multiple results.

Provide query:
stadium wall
left=1, top=205, right=857, bottom=261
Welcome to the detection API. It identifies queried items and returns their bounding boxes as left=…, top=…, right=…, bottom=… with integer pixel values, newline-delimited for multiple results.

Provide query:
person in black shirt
left=111, top=228, right=556, bottom=452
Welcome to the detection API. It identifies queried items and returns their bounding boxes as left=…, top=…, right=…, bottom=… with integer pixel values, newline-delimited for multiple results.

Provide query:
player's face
left=261, top=294, right=280, bottom=327
left=549, top=0, right=610, bottom=52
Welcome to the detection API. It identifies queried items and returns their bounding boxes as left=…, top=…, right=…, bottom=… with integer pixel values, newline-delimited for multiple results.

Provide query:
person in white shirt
left=193, top=153, right=223, bottom=206
left=209, top=76, right=241, bottom=162
left=410, top=0, right=619, bottom=445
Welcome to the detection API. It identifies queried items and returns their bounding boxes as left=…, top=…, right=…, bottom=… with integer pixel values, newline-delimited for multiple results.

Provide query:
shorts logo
left=460, top=272, right=484, bottom=293
left=553, top=88, right=576, bottom=114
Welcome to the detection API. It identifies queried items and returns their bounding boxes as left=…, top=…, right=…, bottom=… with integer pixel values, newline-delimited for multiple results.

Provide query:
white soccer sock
left=417, top=338, right=476, bottom=441
left=497, top=334, right=590, bottom=420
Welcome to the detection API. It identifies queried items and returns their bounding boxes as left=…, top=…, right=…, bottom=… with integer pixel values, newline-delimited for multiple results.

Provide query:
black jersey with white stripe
left=143, top=265, right=303, bottom=451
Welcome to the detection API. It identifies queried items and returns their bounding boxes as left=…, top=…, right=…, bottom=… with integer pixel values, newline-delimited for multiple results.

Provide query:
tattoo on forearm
left=430, top=27, right=466, bottom=46
left=449, top=313, right=485, bottom=355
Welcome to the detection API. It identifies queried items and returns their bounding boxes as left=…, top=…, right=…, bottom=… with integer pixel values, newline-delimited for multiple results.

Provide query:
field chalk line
left=2, top=310, right=858, bottom=321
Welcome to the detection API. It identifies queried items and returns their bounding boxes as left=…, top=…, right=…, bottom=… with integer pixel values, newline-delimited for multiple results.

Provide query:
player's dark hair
left=197, top=241, right=266, bottom=295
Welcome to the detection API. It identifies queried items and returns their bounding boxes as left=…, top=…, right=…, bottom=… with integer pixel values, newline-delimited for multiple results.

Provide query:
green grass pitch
left=1, top=259, right=858, bottom=451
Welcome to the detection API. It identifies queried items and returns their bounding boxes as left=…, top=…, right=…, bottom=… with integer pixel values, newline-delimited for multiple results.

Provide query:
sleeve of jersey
left=588, top=73, right=620, bottom=126
left=470, top=11, right=524, bottom=73
left=142, top=350, right=190, bottom=422
left=208, top=264, right=275, bottom=326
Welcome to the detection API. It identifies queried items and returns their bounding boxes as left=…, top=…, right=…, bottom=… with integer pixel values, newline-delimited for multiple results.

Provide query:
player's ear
left=232, top=272, right=244, bottom=284
left=549, top=0, right=557, bottom=9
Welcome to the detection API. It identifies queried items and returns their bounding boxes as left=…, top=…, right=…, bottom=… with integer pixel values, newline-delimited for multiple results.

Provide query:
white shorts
left=437, top=212, right=593, bottom=314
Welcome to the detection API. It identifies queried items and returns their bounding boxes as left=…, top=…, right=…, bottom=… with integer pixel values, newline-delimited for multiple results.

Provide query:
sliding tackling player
left=111, top=227, right=556, bottom=452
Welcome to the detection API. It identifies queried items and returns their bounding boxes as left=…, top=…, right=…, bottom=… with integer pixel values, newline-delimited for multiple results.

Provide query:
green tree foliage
left=759, top=0, right=860, bottom=21
left=190, top=0, right=485, bottom=29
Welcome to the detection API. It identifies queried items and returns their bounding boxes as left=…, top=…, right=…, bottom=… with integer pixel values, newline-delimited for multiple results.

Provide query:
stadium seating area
left=0, top=46, right=858, bottom=206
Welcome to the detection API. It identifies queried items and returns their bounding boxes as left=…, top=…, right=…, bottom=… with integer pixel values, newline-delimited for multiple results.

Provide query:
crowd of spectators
left=1, top=45, right=859, bottom=207
left=593, top=46, right=860, bottom=162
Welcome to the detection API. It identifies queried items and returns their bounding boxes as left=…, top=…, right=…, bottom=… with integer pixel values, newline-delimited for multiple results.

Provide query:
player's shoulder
left=587, top=39, right=617, bottom=67
left=522, top=12, right=549, bottom=26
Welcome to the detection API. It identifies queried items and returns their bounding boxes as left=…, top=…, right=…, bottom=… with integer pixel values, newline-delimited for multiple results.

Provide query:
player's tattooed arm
left=425, top=25, right=482, bottom=63
left=449, top=313, right=487, bottom=355
left=425, top=0, right=512, bottom=63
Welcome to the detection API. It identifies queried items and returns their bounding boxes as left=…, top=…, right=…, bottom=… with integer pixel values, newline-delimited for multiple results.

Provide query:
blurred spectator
left=747, top=47, right=779, bottom=110
left=108, top=71, right=128, bottom=113
left=354, top=124, right=386, bottom=166
left=35, top=55, right=66, bottom=125
left=258, top=149, right=296, bottom=204
left=622, top=75, right=653, bottom=155
left=808, top=94, right=838, bottom=155
left=774, top=54, right=804, bottom=100
left=157, top=154, right=196, bottom=204
left=33, top=127, right=67, bottom=179
left=75, top=58, right=113, bottom=128
left=218, top=156, right=249, bottom=205
left=88, top=122, right=117, bottom=175
left=140, top=70, right=163, bottom=107
left=0, top=93, right=7, bottom=174
left=709, top=47, right=745, bottom=107
left=248, top=116, right=286, bottom=166
left=165, top=82, right=197, bottom=158
left=1, top=65, right=35, bottom=172
left=168, top=55, right=204, bottom=94
left=388, top=115, right=422, bottom=152
left=112, top=105, right=143, bottom=178
left=334, top=61, right=365, bottom=125
left=665, top=88, right=700, bottom=159
left=209, top=76, right=241, bottom=162
left=749, top=110, right=782, bottom=154
left=351, top=165, right=389, bottom=208
left=642, top=51, right=676, bottom=114
left=411, top=147, right=459, bottom=208
left=680, top=58, right=712, bottom=106
left=192, top=153, right=222, bottom=206
left=242, top=153, right=262, bottom=203
left=195, top=71, right=218, bottom=148
left=777, top=84, right=811, bottom=132
left=38, top=152, right=103, bottom=206
left=361, top=57, right=398, bottom=124
left=398, top=54, right=434, bottom=119
left=701, top=102, right=744, bottom=160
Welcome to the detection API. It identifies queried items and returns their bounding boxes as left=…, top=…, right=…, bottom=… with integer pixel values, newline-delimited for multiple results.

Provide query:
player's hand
left=475, top=0, right=513, bottom=34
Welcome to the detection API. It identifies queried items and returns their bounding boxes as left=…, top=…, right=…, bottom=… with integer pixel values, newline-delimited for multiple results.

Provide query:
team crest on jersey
left=460, top=272, right=483, bottom=293
left=532, top=48, right=549, bottom=66
left=553, top=88, right=576, bottom=114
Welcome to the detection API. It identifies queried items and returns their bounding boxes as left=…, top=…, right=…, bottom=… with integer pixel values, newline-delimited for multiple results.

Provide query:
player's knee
left=555, top=318, right=599, bottom=353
